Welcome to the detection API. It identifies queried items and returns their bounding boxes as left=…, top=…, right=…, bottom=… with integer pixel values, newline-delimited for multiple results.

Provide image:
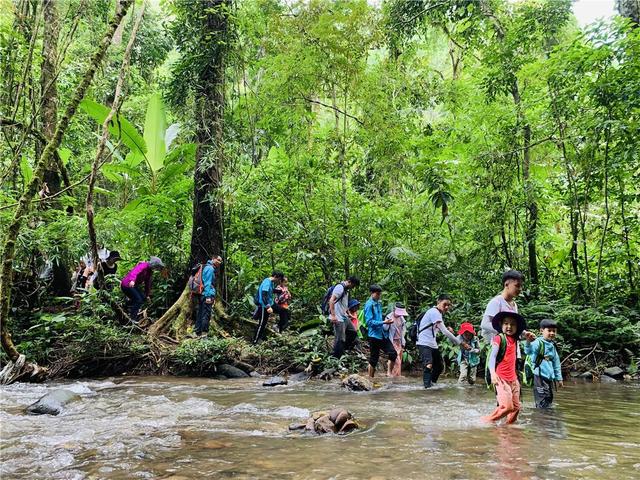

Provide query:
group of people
left=74, top=252, right=564, bottom=422
left=324, top=269, right=564, bottom=422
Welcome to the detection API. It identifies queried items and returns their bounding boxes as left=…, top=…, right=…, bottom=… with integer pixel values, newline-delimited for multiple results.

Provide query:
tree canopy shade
left=0, top=0, right=638, bottom=377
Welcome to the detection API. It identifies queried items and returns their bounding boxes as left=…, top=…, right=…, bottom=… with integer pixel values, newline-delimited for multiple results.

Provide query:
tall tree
left=170, top=0, right=229, bottom=280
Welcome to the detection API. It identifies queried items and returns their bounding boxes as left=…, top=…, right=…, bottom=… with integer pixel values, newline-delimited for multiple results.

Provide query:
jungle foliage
left=0, top=0, right=639, bottom=376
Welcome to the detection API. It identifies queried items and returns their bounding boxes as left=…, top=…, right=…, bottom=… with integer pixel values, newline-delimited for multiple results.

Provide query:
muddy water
left=1, top=376, right=639, bottom=479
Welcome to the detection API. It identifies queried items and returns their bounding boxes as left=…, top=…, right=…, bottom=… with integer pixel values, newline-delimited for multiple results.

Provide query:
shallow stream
left=1, top=376, right=639, bottom=479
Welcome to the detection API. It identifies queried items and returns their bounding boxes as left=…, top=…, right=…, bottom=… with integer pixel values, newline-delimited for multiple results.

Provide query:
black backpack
left=321, top=283, right=346, bottom=315
left=408, top=311, right=433, bottom=343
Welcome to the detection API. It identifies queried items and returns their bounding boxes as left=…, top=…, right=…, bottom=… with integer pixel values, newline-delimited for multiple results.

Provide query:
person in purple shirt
left=120, top=256, right=165, bottom=322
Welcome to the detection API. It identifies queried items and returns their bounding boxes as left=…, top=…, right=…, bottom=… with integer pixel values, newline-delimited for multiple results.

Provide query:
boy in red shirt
left=482, top=311, right=528, bottom=424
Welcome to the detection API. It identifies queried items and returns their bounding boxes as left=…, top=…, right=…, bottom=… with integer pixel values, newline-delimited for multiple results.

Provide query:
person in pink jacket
left=120, top=256, right=165, bottom=322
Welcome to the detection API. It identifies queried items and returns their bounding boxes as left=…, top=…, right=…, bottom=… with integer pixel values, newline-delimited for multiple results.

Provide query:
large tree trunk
left=39, top=0, right=71, bottom=296
left=0, top=0, right=133, bottom=381
left=189, top=0, right=228, bottom=292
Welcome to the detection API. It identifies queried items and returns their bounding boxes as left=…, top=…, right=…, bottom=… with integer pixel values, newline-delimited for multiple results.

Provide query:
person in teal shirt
left=524, top=318, right=563, bottom=409
left=364, top=284, right=396, bottom=378
left=252, top=271, right=285, bottom=344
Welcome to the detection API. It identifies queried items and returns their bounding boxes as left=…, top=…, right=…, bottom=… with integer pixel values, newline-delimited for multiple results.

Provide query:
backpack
left=522, top=341, right=546, bottom=387
left=407, top=311, right=433, bottom=344
left=484, top=334, right=524, bottom=388
left=357, top=309, right=367, bottom=339
left=188, top=263, right=204, bottom=294
left=321, top=283, right=346, bottom=315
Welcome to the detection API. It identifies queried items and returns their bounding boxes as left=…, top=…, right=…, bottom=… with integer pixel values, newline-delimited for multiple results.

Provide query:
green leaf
left=58, top=148, right=72, bottom=165
left=79, top=99, right=147, bottom=156
left=20, top=156, right=33, bottom=186
left=143, top=93, right=167, bottom=172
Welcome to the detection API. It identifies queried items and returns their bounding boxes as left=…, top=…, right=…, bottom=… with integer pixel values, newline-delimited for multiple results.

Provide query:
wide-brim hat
left=491, top=311, right=526, bottom=337
left=348, top=299, right=360, bottom=310
left=458, top=322, right=476, bottom=336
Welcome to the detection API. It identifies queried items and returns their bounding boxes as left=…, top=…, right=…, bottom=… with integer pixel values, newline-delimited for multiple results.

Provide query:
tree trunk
left=616, top=0, right=640, bottom=25
left=511, top=81, right=539, bottom=293
left=39, top=0, right=71, bottom=296
left=189, top=0, right=228, bottom=298
left=0, top=0, right=133, bottom=370
left=86, top=3, right=145, bottom=286
left=595, top=117, right=612, bottom=304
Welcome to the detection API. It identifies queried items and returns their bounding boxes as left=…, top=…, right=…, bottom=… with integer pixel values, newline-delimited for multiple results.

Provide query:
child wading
left=524, top=319, right=563, bottom=409
left=416, top=294, right=469, bottom=388
left=482, top=311, right=527, bottom=424
left=456, top=322, right=480, bottom=384
left=385, top=302, right=408, bottom=377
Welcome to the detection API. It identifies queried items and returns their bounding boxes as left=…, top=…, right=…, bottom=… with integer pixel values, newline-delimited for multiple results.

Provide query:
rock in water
left=289, top=371, right=311, bottom=382
left=26, top=389, right=80, bottom=415
left=318, top=368, right=337, bottom=380
left=577, top=371, right=593, bottom=381
left=314, top=415, right=336, bottom=434
left=342, top=374, right=373, bottom=392
left=263, top=376, right=288, bottom=387
left=338, top=420, right=359, bottom=435
left=217, top=364, right=250, bottom=379
left=603, top=366, right=624, bottom=379
left=600, top=375, right=618, bottom=384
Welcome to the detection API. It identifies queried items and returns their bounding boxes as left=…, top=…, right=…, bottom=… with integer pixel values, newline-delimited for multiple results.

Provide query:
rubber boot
left=423, top=368, right=432, bottom=388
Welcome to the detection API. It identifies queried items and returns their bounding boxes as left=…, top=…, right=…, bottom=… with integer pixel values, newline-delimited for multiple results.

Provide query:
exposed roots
left=0, top=354, right=48, bottom=385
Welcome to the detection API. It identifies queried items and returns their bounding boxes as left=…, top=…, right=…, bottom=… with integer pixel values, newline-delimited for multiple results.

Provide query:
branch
left=300, top=96, right=364, bottom=126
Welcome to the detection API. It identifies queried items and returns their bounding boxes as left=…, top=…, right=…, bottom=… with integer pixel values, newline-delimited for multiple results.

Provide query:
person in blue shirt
left=365, top=284, right=396, bottom=378
left=252, top=270, right=285, bottom=344
left=524, top=318, right=564, bottom=409
left=195, top=255, right=223, bottom=337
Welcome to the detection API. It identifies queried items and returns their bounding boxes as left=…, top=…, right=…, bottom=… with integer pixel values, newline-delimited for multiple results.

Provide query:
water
left=1, top=376, right=639, bottom=479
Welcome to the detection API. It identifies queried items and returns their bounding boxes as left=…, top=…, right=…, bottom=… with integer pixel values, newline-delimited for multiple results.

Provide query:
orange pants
left=484, top=377, right=521, bottom=424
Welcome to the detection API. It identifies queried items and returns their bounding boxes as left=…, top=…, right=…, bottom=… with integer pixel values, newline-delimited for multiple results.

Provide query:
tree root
left=0, top=354, right=48, bottom=385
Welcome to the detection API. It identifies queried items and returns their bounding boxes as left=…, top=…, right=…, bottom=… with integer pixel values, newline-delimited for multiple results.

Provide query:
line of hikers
left=320, top=269, right=564, bottom=420
left=81, top=252, right=562, bottom=421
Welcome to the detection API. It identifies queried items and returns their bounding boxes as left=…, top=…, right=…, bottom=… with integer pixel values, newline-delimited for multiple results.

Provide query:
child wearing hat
left=456, top=322, right=481, bottom=384
left=385, top=302, right=408, bottom=377
left=482, top=311, right=527, bottom=424
left=524, top=319, right=563, bottom=409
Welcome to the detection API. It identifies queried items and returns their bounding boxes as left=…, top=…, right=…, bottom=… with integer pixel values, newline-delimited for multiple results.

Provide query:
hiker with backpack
left=252, top=271, right=286, bottom=344
left=482, top=311, right=527, bottom=424
left=456, top=322, right=481, bottom=384
left=365, top=284, right=397, bottom=378
left=416, top=294, right=470, bottom=388
left=191, top=255, right=222, bottom=338
left=385, top=302, right=408, bottom=377
left=120, top=256, right=165, bottom=322
left=273, top=276, right=292, bottom=332
left=324, top=276, right=360, bottom=358
left=523, top=319, right=563, bottom=409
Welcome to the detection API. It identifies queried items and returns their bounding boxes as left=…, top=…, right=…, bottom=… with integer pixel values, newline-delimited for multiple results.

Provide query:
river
left=1, top=376, right=639, bottom=479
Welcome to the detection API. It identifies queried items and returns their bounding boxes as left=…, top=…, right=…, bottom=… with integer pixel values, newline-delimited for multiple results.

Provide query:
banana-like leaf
left=79, top=99, right=147, bottom=156
left=143, top=93, right=167, bottom=172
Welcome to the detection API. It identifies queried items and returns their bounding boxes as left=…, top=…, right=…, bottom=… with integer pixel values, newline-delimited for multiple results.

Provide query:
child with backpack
left=524, top=319, right=563, bottom=409
left=482, top=311, right=527, bottom=424
left=273, top=276, right=292, bottom=332
left=456, top=322, right=481, bottom=384
left=385, top=302, right=408, bottom=377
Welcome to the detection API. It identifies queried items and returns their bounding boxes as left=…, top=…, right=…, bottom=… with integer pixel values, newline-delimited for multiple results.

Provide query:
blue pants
left=195, top=296, right=213, bottom=335
left=121, top=286, right=144, bottom=321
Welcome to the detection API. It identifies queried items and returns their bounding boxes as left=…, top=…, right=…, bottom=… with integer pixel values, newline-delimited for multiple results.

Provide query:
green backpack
left=522, top=341, right=546, bottom=387
left=357, top=309, right=367, bottom=339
